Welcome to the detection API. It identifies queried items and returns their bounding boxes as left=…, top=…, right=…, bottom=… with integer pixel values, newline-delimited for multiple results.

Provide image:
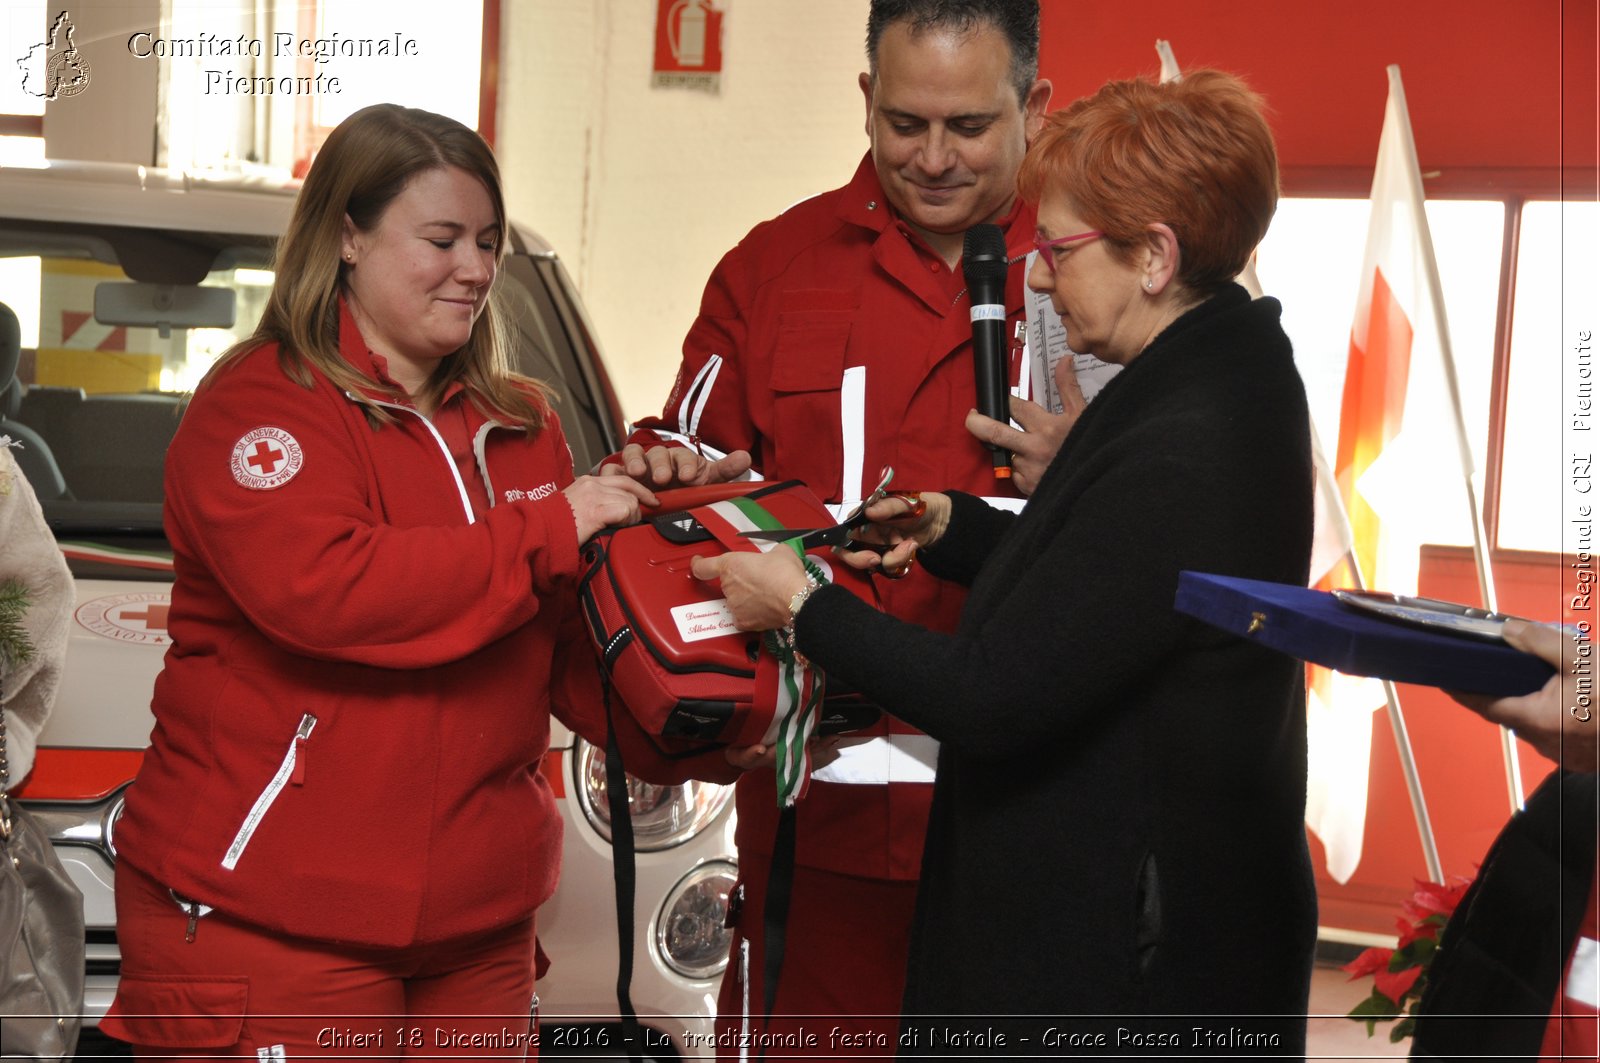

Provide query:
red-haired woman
left=692, top=71, right=1316, bottom=1051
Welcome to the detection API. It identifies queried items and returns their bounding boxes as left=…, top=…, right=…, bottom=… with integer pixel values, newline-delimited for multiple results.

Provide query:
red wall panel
left=1310, top=547, right=1572, bottom=935
left=1039, top=0, right=1594, bottom=195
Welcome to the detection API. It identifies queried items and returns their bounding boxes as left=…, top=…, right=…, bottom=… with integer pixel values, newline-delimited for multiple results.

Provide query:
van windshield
left=1, top=219, right=275, bottom=545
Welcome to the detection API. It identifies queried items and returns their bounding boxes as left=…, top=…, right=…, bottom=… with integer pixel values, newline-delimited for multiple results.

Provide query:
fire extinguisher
left=667, top=0, right=708, bottom=67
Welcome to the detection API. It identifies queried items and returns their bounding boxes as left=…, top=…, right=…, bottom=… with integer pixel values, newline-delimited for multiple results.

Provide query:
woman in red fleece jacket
left=101, top=104, right=652, bottom=1060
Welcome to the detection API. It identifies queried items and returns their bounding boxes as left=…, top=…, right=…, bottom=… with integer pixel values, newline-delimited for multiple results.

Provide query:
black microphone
left=963, top=223, right=1012, bottom=479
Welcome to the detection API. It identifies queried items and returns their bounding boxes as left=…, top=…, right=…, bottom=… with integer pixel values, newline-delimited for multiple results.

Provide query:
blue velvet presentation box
left=1174, top=571, right=1554, bottom=696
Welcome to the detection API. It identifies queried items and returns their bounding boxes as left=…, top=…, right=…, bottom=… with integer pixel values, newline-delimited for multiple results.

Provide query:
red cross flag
left=1306, top=65, right=1495, bottom=883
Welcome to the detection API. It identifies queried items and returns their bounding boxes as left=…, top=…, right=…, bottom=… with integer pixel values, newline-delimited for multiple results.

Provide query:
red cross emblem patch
left=231, top=426, right=304, bottom=490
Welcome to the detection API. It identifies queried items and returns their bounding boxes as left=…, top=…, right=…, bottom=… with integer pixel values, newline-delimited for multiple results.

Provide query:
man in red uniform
left=607, top=0, right=1052, bottom=1051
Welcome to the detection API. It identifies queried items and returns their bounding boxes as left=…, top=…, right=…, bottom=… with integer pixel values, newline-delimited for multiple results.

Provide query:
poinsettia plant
left=1343, top=874, right=1475, bottom=1042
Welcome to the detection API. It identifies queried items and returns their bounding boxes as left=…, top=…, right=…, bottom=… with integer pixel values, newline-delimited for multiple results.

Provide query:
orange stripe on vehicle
left=541, top=750, right=565, bottom=798
left=11, top=747, right=146, bottom=800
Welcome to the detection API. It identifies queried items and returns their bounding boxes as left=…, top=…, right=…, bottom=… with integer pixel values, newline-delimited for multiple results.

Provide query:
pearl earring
left=1145, top=279, right=1153, bottom=290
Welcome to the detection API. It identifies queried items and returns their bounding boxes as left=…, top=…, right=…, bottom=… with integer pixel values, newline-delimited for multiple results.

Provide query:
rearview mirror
left=93, top=282, right=236, bottom=338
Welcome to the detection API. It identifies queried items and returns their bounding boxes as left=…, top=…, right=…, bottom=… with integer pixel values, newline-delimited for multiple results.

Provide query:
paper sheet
left=1023, top=251, right=1122, bottom=413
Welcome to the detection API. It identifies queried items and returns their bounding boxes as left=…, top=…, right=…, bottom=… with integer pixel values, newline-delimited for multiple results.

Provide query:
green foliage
left=1392, top=934, right=1438, bottom=969
left=1348, top=988, right=1402, bottom=1036
left=0, top=577, right=34, bottom=671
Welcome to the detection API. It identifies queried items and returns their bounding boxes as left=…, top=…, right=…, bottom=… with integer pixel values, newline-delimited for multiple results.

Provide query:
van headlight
left=657, top=860, right=737, bottom=979
left=573, top=739, right=734, bottom=851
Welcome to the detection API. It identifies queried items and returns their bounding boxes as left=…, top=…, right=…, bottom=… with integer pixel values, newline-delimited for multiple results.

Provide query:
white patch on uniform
left=1568, top=936, right=1599, bottom=1009
left=231, top=427, right=303, bottom=490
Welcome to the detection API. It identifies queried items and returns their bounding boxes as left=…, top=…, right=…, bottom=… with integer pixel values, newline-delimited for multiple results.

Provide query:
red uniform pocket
left=769, top=309, right=851, bottom=502
left=100, top=973, right=249, bottom=1048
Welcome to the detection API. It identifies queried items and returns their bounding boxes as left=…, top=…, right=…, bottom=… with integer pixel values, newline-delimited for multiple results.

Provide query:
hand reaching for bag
left=602, top=443, right=753, bottom=488
left=689, top=548, right=808, bottom=631
left=563, top=475, right=659, bottom=542
left=725, top=735, right=848, bottom=772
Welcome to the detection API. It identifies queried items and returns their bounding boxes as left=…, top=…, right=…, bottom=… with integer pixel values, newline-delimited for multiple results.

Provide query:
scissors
left=737, top=467, right=920, bottom=550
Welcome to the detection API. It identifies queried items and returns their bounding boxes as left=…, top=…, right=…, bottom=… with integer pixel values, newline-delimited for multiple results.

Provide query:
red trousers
left=716, top=861, right=917, bottom=1060
left=102, top=861, right=539, bottom=1060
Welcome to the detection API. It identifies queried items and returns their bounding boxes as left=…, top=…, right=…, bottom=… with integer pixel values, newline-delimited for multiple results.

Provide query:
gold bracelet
left=777, top=574, right=821, bottom=667
left=787, top=575, right=821, bottom=622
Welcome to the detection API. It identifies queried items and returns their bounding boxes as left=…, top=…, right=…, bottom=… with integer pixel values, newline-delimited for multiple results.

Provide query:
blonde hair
left=210, top=103, right=547, bottom=429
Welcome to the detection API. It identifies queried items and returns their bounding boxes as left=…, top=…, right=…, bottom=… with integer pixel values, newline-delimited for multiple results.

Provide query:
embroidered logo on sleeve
left=504, top=481, right=559, bottom=503
left=231, top=427, right=304, bottom=490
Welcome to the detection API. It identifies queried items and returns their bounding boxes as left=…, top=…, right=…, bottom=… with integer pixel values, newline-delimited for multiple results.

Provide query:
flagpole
left=1336, top=543, right=1444, bottom=883
left=1379, top=684, right=1443, bottom=883
left=1386, top=65, right=1524, bottom=814
left=1155, top=39, right=1181, bottom=83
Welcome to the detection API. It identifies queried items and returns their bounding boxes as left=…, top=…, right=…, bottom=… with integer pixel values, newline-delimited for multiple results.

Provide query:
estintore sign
left=231, top=426, right=304, bottom=490
left=652, top=0, right=723, bottom=91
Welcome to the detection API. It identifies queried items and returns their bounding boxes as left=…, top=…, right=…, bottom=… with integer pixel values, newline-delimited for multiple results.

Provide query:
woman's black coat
left=797, top=285, right=1319, bottom=1054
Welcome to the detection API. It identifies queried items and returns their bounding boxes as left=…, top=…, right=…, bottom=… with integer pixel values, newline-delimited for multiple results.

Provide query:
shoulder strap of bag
left=2, top=635, right=17, bottom=838
left=761, top=806, right=798, bottom=1029
left=600, top=487, right=823, bottom=1061
left=683, top=494, right=824, bottom=1058
left=602, top=674, right=645, bottom=1063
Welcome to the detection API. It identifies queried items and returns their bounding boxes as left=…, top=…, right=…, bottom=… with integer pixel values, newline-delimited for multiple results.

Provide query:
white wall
left=497, top=0, right=872, bottom=422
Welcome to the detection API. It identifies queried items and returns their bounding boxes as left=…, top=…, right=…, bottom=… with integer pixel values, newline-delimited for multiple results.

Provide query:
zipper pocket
left=168, top=889, right=214, bottom=942
left=221, top=714, right=316, bottom=871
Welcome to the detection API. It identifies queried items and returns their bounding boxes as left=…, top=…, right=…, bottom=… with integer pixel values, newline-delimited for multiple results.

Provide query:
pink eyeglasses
left=1033, top=229, right=1104, bottom=271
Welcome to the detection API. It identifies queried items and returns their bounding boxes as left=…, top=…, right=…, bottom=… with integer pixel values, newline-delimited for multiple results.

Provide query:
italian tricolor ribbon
left=691, top=496, right=827, bottom=808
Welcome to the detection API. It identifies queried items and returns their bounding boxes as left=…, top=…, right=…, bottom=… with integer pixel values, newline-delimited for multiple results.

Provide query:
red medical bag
left=577, top=480, right=881, bottom=756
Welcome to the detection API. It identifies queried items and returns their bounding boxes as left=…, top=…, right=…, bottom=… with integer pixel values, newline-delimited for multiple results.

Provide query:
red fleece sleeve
left=164, top=363, right=582, bottom=669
